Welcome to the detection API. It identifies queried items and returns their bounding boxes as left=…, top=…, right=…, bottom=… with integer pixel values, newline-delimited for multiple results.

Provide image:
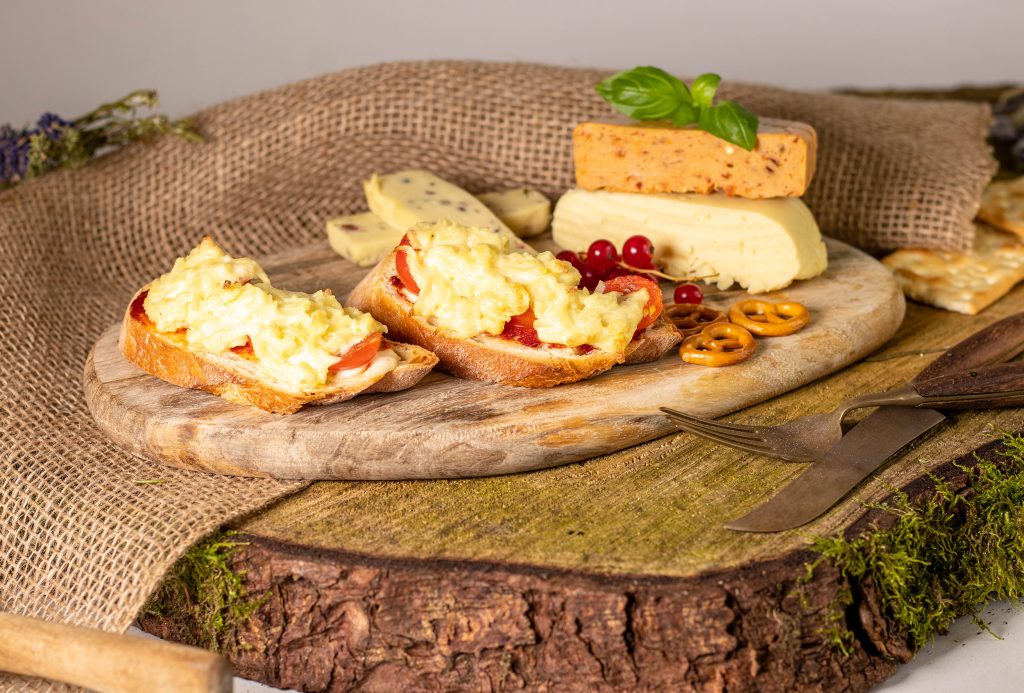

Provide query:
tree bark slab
left=140, top=287, right=1024, bottom=691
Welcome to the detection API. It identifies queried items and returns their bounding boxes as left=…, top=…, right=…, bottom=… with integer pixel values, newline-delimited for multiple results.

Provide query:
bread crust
left=120, top=287, right=437, bottom=414
left=624, top=315, right=682, bottom=364
left=347, top=253, right=680, bottom=387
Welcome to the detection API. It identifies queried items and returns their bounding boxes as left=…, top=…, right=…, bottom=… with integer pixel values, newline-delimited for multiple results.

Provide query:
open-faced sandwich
left=121, top=237, right=438, bottom=414
left=347, top=220, right=681, bottom=387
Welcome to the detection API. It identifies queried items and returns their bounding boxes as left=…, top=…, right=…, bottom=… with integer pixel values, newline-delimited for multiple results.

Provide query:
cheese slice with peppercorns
left=328, top=186, right=551, bottom=267
left=552, top=188, right=827, bottom=293
left=573, top=118, right=817, bottom=199
left=327, top=212, right=405, bottom=268
left=476, top=188, right=551, bottom=237
left=364, top=170, right=533, bottom=253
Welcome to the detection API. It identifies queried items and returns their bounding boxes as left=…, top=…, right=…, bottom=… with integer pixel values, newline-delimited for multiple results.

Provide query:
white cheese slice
left=476, top=188, right=552, bottom=237
left=552, top=188, right=828, bottom=293
left=364, top=170, right=534, bottom=253
left=326, top=212, right=405, bottom=268
left=328, top=186, right=552, bottom=268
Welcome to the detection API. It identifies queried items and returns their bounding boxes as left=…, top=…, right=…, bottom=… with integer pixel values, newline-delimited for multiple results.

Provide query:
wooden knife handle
left=913, top=361, right=1024, bottom=407
left=913, top=311, right=1024, bottom=384
left=0, top=612, right=231, bottom=693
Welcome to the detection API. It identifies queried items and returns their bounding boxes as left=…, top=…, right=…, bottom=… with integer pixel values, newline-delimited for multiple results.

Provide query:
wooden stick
left=0, top=612, right=231, bottom=693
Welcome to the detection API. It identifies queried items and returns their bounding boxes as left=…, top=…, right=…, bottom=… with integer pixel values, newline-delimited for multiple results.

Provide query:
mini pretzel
left=728, top=299, right=810, bottom=337
left=679, top=322, right=756, bottom=367
left=664, top=303, right=728, bottom=337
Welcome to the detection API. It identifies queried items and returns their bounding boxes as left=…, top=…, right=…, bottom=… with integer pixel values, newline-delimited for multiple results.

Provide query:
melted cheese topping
left=404, top=221, right=647, bottom=354
left=143, top=238, right=385, bottom=390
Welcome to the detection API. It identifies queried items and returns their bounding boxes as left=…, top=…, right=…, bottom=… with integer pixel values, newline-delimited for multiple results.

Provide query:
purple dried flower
left=1, top=130, right=19, bottom=182
left=0, top=127, right=33, bottom=183
left=36, top=112, right=70, bottom=141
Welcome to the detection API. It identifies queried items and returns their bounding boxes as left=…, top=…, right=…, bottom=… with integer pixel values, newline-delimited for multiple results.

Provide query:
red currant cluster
left=556, top=235, right=704, bottom=305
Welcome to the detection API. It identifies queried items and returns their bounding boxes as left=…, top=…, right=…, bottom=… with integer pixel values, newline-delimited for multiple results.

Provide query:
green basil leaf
left=595, top=66, right=759, bottom=148
left=690, top=73, right=721, bottom=110
left=698, top=100, right=759, bottom=151
left=671, top=102, right=699, bottom=127
left=595, top=66, right=691, bottom=121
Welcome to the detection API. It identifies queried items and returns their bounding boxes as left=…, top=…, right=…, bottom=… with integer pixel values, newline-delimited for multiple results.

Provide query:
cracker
left=881, top=224, right=1024, bottom=314
left=978, top=175, right=1024, bottom=239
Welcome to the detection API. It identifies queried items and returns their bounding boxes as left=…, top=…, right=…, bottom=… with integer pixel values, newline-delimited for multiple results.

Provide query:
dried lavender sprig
left=1, top=90, right=201, bottom=189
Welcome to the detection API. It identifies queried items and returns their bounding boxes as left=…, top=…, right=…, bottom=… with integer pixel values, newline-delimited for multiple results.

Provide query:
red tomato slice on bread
left=395, top=246, right=420, bottom=295
left=328, top=332, right=382, bottom=372
left=603, top=275, right=662, bottom=330
left=501, top=308, right=540, bottom=347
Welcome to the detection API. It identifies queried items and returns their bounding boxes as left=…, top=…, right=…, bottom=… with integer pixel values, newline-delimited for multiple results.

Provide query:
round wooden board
left=84, top=238, right=904, bottom=480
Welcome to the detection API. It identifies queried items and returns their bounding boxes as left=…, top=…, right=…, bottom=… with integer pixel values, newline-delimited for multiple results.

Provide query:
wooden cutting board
left=83, top=237, right=904, bottom=480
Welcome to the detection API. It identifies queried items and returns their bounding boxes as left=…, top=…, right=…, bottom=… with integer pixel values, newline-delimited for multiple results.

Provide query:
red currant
left=622, top=234, right=655, bottom=269
left=586, top=239, right=618, bottom=273
left=673, top=283, right=703, bottom=305
left=556, top=250, right=585, bottom=273
left=579, top=266, right=603, bottom=291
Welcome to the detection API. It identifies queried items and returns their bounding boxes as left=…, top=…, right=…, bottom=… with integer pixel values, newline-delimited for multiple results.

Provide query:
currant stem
left=616, top=261, right=718, bottom=283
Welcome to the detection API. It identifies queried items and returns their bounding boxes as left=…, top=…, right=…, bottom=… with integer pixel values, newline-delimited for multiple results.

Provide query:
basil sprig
left=595, top=67, right=759, bottom=151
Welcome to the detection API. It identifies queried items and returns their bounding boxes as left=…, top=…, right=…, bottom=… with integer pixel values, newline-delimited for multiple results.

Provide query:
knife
left=726, top=311, right=1024, bottom=532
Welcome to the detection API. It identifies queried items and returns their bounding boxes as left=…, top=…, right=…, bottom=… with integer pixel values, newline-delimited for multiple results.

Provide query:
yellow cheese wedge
left=326, top=212, right=405, bottom=268
left=476, top=189, right=552, bottom=237
left=364, top=170, right=533, bottom=253
left=552, top=188, right=827, bottom=293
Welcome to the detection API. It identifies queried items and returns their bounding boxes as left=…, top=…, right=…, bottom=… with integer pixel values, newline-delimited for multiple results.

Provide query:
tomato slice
left=508, top=307, right=536, bottom=330
left=501, top=308, right=540, bottom=347
left=328, top=332, right=382, bottom=372
left=395, top=247, right=420, bottom=294
left=230, top=338, right=256, bottom=359
left=603, top=275, right=663, bottom=330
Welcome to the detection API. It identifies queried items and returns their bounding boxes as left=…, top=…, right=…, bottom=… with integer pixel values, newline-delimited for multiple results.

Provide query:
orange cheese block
left=573, top=118, right=817, bottom=199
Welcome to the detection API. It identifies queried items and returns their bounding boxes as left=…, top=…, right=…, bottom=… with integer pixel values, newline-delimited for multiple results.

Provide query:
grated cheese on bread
left=347, top=252, right=681, bottom=387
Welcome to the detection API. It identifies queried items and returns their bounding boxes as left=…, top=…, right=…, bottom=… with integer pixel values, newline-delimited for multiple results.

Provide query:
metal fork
left=661, top=361, right=1024, bottom=462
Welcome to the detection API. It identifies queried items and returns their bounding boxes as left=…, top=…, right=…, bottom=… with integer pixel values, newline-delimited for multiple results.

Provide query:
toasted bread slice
left=120, top=288, right=438, bottom=414
left=347, top=253, right=681, bottom=387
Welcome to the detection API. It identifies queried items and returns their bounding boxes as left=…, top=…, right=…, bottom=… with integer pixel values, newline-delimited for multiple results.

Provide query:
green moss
left=141, top=530, right=267, bottom=652
left=806, top=432, right=1024, bottom=654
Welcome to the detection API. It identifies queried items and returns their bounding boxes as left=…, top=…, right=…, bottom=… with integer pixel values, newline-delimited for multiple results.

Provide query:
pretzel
left=727, top=299, right=810, bottom=337
left=664, top=303, right=728, bottom=337
left=679, top=322, right=756, bottom=367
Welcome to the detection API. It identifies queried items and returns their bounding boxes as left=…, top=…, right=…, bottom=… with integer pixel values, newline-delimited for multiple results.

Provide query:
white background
left=2, top=0, right=1023, bottom=126
left=7, top=1, right=1023, bottom=691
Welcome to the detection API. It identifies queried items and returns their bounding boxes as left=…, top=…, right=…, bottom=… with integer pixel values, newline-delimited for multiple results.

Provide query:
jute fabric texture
left=0, top=61, right=995, bottom=690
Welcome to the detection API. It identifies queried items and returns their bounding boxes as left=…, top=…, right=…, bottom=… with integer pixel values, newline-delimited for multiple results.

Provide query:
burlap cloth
left=0, top=61, right=996, bottom=689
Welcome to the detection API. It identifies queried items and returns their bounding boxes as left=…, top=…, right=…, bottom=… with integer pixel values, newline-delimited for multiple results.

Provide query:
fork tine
left=661, top=413, right=768, bottom=441
left=660, top=407, right=765, bottom=439
left=666, top=418, right=780, bottom=457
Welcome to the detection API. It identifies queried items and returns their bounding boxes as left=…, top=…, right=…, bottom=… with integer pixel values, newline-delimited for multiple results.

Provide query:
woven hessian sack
left=0, top=60, right=997, bottom=691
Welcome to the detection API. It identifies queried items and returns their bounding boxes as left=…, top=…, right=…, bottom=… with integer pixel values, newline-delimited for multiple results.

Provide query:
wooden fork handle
left=913, top=311, right=1024, bottom=383
left=0, top=612, right=231, bottom=693
left=912, top=361, right=1024, bottom=408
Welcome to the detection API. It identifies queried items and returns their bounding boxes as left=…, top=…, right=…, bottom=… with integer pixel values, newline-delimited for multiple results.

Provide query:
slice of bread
left=120, top=288, right=438, bottom=414
left=347, top=253, right=681, bottom=387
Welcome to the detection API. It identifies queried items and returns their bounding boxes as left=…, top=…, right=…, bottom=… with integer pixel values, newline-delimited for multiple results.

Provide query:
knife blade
left=725, top=311, right=1024, bottom=532
left=724, top=408, right=945, bottom=532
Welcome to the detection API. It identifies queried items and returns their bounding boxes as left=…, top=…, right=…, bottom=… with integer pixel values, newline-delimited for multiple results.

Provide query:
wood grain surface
left=0, top=612, right=230, bottom=693
left=140, top=286, right=1024, bottom=693
left=83, top=238, right=902, bottom=480
left=86, top=235, right=905, bottom=479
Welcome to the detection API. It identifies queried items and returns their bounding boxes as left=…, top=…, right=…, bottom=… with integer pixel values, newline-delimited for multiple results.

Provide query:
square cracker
left=881, top=224, right=1024, bottom=315
left=978, top=175, right=1024, bottom=238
